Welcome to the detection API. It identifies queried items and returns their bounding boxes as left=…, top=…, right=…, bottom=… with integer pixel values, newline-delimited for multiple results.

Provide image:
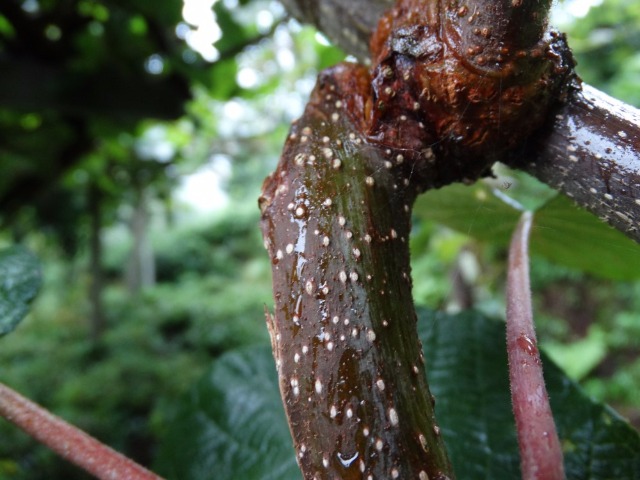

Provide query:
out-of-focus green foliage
left=413, top=175, right=640, bottom=281
left=0, top=209, right=272, bottom=479
left=154, top=345, right=300, bottom=480
left=0, top=0, right=194, bottom=227
left=561, top=0, right=640, bottom=106
left=0, top=0, right=348, bottom=476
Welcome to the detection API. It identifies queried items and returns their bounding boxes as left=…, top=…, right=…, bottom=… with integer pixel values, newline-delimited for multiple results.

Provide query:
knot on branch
left=368, top=0, right=576, bottom=185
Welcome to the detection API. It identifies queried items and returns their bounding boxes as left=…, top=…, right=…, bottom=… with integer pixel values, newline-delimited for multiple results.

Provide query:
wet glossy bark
left=506, top=83, right=640, bottom=243
left=261, top=1, right=585, bottom=478
left=260, top=64, right=453, bottom=480
left=282, top=0, right=640, bottom=244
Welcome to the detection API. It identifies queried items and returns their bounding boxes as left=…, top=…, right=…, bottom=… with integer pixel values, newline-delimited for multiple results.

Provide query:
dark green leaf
left=154, top=345, right=301, bottom=480
left=0, top=246, right=41, bottom=337
left=158, top=310, right=640, bottom=479
left=531, top=195, right=640, bottom=280
left=419, top=309, right=640, bottom=479
left=413, top=182, right=521, bottom=246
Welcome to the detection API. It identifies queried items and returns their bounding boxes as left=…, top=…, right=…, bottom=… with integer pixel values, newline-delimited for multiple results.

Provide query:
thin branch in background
left=506, top=212, right=565, bottom=480
left=0, top=382, right=164, bottom=480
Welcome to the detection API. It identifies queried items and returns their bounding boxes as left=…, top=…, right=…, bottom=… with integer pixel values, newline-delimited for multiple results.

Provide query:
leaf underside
left=156, top=309, right=640, bottom=480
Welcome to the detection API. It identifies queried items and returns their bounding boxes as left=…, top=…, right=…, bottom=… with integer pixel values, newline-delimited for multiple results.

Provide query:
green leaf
left=154, top=345, right=302, bottom=480
left=543, top=328, right=608, bottom=381
left=0, top=246, right=41, bottom=337
left=208, top=58, right=241, bottom=100
left=413, top=182, right=521, bottom=246
left=419, top=309, right=640, bottom=479
left=414, top=182, right=640, bottom=280
left=158, top=310, right=640, bottom=479
left=531, top=195, right=640, bottom=280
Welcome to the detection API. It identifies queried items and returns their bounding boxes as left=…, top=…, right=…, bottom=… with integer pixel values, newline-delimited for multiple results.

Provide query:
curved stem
left=506, top=212, right=565, bottom=480
left=0, top=382, right=163, bottom=480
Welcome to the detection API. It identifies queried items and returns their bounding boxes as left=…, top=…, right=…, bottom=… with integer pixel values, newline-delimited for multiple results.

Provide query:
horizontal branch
left=505, top=83, right=640, bottom=243
left=278, top=0, right=392, bottom=60
left=0, top=382, right=163, bottom=480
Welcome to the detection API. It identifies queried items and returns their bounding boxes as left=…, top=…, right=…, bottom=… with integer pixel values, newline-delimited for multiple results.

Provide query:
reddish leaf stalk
left=0, top=382, right=163, bottom=480
left=506, top=212, right=565, bottom=480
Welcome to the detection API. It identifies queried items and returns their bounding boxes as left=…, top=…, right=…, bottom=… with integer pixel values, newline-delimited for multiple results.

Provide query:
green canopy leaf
left=414, top=182, right=521, bottom=246
left=0, top=246, right=41, bottom=337
left=156, top=309, right=640, bottom=479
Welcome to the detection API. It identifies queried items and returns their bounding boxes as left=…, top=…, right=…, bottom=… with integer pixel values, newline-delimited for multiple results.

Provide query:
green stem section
left=260, top=64, right=454, bottom=480
left=0, top=382, right=163, bottom=480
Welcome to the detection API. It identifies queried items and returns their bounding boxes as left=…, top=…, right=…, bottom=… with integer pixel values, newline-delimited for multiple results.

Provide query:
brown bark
left=281, top=0, right=640, bottom=244
left=260, top=2, right=578, bottom=478
left=263, top=1, right=639, bottom=479
left=260, top=64, right=453, bottom=480
left=367, top=0, right=572, bottom=184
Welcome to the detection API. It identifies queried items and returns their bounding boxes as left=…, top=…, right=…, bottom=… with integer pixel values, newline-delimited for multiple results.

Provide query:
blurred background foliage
left=0, top=0, right=638, bottom=478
